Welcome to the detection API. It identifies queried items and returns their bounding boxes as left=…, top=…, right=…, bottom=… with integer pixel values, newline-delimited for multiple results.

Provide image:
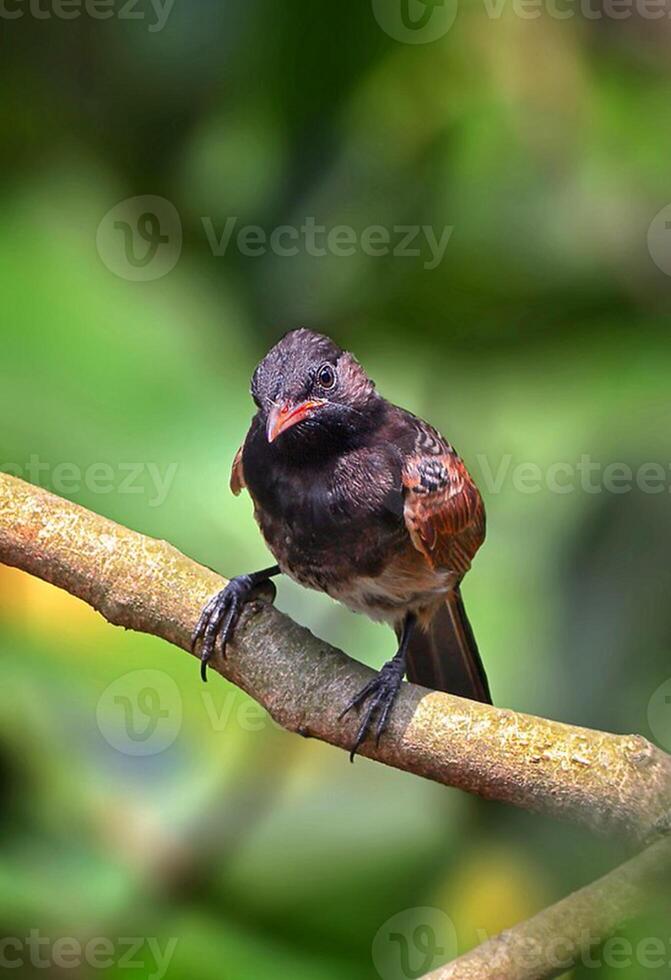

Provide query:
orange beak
left=266, top=399, right=326, bottom=443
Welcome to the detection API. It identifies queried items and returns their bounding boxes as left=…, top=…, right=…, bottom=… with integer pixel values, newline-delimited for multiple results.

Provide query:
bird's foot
left=191, top=573, right=275, bottom=682
left=340, top=653, right=406, bottom=761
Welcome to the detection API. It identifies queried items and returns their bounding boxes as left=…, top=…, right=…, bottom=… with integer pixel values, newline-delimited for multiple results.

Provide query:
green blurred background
left=2, top=2, right=671, bottom=977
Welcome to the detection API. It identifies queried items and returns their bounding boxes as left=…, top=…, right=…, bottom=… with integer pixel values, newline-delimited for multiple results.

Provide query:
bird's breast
left=243, top=453, right=398, bottom=589
left=240, top=431, right=449, bottom=617
left=249, top=483, right=451, bottom=623
left=253, top=495, right=403, bottom=593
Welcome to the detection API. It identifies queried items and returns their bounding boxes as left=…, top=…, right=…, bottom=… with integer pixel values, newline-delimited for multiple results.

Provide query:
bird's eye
left=316, top=363, right=336, bottom=390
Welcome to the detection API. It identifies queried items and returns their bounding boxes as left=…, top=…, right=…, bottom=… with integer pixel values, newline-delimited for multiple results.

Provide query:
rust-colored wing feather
left=401, top=420, right=491, bottom=703
left=229, top=445, right=246, bottom=496
left=402, top=423, right=485, bottom=577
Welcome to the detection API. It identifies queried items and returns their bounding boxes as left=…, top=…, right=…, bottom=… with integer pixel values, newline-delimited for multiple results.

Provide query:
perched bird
left=192, top=329, right=491, bottom=757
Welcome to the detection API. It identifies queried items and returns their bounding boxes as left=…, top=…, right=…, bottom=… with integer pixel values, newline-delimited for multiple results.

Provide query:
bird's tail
left=405, top=587, right=492, bottom=703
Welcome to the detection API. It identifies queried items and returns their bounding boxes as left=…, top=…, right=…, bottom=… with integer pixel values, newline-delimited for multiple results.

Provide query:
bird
left=192, top=328, right=491, bottom=758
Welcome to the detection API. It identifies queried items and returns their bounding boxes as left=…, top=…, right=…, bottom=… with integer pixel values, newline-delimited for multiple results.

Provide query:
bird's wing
left=229, top=445, right=246, bottom=496
left=401, top=422, right=485, bottom=576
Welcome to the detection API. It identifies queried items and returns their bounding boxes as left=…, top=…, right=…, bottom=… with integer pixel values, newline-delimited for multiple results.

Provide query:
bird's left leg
left=340, top=612, right=416, bottom=761
left=191, top=565, right=281, bottom=682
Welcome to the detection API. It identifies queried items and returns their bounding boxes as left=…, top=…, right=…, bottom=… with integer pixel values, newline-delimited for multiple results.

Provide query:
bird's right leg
left=191, top=565, right=281, bottom=681
left=340, top=612, right=417, bottom=760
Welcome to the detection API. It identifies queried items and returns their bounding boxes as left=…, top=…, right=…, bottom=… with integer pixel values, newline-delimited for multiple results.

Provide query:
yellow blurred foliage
left=436, top=843, right=551, bottom=954
left=0, top=564, right=105, bottom=644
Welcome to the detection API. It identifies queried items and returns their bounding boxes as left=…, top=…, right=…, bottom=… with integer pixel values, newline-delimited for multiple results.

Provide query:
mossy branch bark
left=0, top=473, right=670, bottom=844
left=424, top=836, right=671, bottom=979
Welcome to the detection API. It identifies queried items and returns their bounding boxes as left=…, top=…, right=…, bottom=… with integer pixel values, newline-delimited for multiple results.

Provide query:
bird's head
left=250, top=329, right=381, bottom=454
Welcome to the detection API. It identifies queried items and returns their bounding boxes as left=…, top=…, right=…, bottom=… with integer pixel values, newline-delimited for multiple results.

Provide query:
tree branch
left=1, top=473, right=670, bottom=843
left=423, top=836, right=671, bottom=979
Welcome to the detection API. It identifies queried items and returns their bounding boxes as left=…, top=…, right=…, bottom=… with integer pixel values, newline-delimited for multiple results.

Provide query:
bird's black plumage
left=192, top=328, right=491, bottom=756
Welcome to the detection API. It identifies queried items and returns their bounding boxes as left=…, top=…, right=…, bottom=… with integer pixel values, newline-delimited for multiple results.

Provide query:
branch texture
left=1, top=473, right=670, bottom=843
left=425, top=836, right=671, bottom=979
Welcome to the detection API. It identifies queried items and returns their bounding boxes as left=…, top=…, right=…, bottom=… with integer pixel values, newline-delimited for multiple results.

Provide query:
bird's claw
left=191, top=574, right=257, bottom=681
left=340, top=659, right=405, bottom=761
